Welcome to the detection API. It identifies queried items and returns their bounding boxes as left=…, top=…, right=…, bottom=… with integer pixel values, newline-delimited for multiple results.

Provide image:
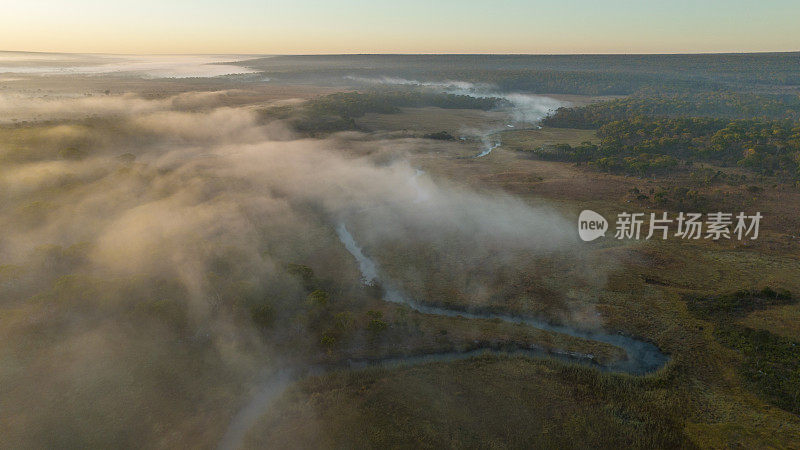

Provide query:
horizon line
left=2, top=50, right=800, bottom=57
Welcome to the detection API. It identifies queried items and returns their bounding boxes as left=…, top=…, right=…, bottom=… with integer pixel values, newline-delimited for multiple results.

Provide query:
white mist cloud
left=0, top=90, right=604, bottom=448
left=344, top=75, right=568, bottom=125
left=0, top=52, right=258, bottom=78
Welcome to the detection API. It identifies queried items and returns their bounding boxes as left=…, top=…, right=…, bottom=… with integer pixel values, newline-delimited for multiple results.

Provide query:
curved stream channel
left=218, top=222, right=669, bottom=449
left=474, top=140, right=501, bottom=158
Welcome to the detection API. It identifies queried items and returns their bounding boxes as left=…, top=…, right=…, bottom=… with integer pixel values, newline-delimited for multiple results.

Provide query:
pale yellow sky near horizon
left=2, top=0, right=799, bottom=54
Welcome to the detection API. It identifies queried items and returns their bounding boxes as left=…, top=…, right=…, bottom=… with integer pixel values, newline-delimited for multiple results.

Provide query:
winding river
left=475, top=140, right=501, bottom=158
left=335, top=223, right=668, bottom=375
left=218, top=222, right=669, bottom=450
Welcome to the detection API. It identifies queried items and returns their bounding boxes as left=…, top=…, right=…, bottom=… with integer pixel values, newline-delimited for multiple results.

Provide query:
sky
left=2, top=0, right=799, bottom=54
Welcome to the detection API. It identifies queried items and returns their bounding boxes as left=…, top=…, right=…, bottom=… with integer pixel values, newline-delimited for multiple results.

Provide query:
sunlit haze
left=3, top=0, right=799, bottom=54
left=2, top=3, right=800, bottom=448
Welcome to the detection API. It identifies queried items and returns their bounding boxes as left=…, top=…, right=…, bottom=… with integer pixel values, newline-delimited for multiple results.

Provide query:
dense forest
left=307, top=90, right=509, bottom=117
left=261, top=90, right=509, bottom=134
left=242, top=52, right=800, bottom=95
left=542, top=93, right=800, bottom=128
left=531, top=117, right=800, bottom=178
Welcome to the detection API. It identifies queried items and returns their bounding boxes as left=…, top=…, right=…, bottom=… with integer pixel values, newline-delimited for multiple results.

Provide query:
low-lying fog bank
left=0, top=89, right=616, bottom=447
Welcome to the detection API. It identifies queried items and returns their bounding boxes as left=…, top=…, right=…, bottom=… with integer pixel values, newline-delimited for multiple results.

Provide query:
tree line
left=542, top=93, right=800, bottom=129
left=531, top=117, right=800, bottom=178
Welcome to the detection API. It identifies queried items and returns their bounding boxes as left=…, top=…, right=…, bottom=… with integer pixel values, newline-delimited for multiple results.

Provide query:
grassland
left=3, top=66, right=800, bottom=448
left=242, top=106, right=800, bottom=448
left=245, top=358, right=693, bottom=449
left=357, top=107, right=508, bottom=135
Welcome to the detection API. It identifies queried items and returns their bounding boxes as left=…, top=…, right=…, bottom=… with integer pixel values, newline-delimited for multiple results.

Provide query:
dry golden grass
left=740, top=303, right=800, bottom=340
left=244, top=108, right=800, bottom=448
left=357, top=107, right=509, bottom=134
